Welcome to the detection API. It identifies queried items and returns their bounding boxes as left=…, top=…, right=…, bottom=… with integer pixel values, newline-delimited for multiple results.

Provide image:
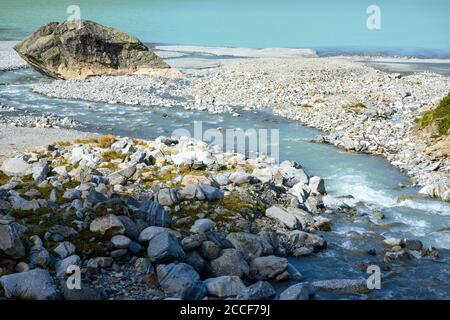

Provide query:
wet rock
left=157, top=263, right=206, bottom=300
left=190, top=218, right=216, bottom=233
left=147, top=231, right=185, bottom=264
left=226, top=232, right=273, bottom=261
left=308, top=176, right=326, bottom=195
left=209, top=248, right=249, bottom=278
left=204, top=276, right=246, bottom=298
left=90, top=214, right=125, bottom=235
left=311, top=279, right=369, bottom=294
left=236, top=281, right=276, bottom=300
left=0, top=224, right=26, bottom=259
left=249, top=256, right=288, bottom=280
left=279, top=283, right=312, bottom=300
left=0, top=268, right=57, bottom=300
left=401, top=239, right=423, bottom=251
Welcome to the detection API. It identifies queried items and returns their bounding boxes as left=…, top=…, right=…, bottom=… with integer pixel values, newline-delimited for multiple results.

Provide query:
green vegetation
left=415, top=92, right=450, bottom=136
left=101, top=150, right=128, bottom=162
left=342, top=103, right=366, bottom=113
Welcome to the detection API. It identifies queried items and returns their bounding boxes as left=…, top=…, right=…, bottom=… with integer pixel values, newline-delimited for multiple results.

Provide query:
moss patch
left=102, top=150, right=128, bottom=162
left=415, top=93, right=450, bottom=136
left=342, top=103, right=366, bottom=113
left=98, top=135, right=117, bottom=148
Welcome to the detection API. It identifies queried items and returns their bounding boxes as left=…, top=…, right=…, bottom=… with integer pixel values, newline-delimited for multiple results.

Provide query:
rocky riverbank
left=32, top=55, right=450, bottom=201
left=0, top=134, right=436, bottom=300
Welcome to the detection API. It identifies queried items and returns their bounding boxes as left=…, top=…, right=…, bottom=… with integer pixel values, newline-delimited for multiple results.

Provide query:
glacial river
left=0, top=69, right=449, bottom=299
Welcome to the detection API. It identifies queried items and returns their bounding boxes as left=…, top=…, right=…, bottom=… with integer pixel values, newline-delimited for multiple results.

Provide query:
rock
left=236, top=281, right=276, bottom=300
left=200, top=241, right=221, bottom=260
left=147, top=231, right=185, bottom=264
left=60, top=278, right=106, bottom=300
left=265, top=206, right=299, bottom=229
left=15, top=262, right=30, bottom=273
left=157, top=263, right=206, bottom=300
left=110, top=248, right=128, bottom=258
left=288, top=230, right=327, bottom=253
left=139, top=200, right=172, bottom=227
left=309, top=176, right=326, bottom=195
left=249, top=256, right=288, bottom=280
left=117, top=215, right=140, bottom=239
left=55, top=255, right=81, bottom=278
left=401, top=239, right=423, bottom=251
left=111, top=235, right=132, bottom=249
left=198, top=184, right=224, bottom=202
left=287, top=263, right=303, bottom=281
left=204, top=276, right=246, bottom=297
left=32, top=158, right=49, bottom=183
left=277, top=166, right=309, bottom=187
left=279, top=283, right=312, bottom=300
left=1, top=158, right=32, bottom=177
left=190, top=218, right=216, bottom=233
left=0, top=224, right=26, bottom=259
left=30, top=245, right=51, bottom=268
left=226, top=232, right=273, bottom=261
left=311, top=279, right=369, bottom=294
left=14, top=20, right=174, bottom=80
left=63, top=188, right=81, bottom=200
left=209, top=248, right=249, bottom=278
left=184, top=251, right=207, bottom=274
left=86, top=189, right=108, bottom=206
left=108, top=165, right=136, bottom=186
left=181, top=233, right=207, bottom=251
left=229, top=172, right=252, bottom=184
left=53, top=241, right=76, bottom=259
left=95, top=257, right=114, bottom=268
left=179, top=184, right=206, bottom=201
left=90, top=214, right=125, bottom=235
left=155, top=188, right=180, bottom=206
left=138, top=226, right=169, bottom=242
left=0, top=268, right=57, bottom=300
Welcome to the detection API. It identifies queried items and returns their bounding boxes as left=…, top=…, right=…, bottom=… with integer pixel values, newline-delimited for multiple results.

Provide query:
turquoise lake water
left=1, top=0, right=450, bottom=57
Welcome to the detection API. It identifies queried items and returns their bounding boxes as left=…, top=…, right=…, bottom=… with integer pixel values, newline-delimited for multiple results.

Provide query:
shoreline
left=1, top=41, right=449, bottom=201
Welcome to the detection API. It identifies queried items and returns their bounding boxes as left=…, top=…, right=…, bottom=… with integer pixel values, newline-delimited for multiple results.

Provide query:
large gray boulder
left=157, top=263, right=206, bottom=300
left=14, top=20, right=177, bottom=80
left=311, top=279, right=370, bottom=294
left=203, top=276, right=246, bottom=298
left=1, top=158, right=32, bottom=177
left=279, top=283, right=312, bottom=300
left=0, top=224, right=26, bottom=259
left=147, top=231, right=185, bottom=264
left=236, top=281, right=277, bottom=300
left=249, top=256, right=288, bottom=280
left=139, top=200, right=172, bottom=227
left=226, top=232, right=273, bottom=261
left=0, top=269, right=57, bottom=300
left=209, top=248, right=249, bottom=278
left=89, top=214, right=125, bottom=235
left=265, top=206, right=299, bottom=230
